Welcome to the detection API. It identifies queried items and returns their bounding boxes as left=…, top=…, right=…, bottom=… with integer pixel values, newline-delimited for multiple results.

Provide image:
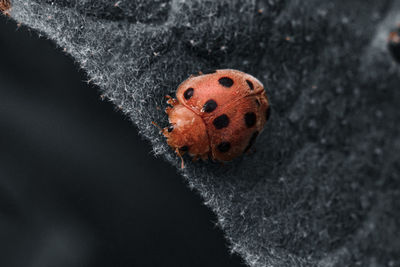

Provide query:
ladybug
left=158, top=69, right=270, bottom=168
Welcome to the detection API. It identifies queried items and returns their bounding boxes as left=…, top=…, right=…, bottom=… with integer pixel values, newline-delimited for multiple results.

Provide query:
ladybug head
left=163, top=104, right=209, bottom=158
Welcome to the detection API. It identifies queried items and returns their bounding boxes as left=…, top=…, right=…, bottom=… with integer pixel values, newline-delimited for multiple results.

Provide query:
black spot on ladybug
left=218, top=77, right=234, bottom=87
left=168, top=125, right=174, bottom=132
left=246, top=80, right=254, bottom=90
left=184, top=88, right=194, bottom=100
left=244, top=112, right=257, bottom=128
left=244, top=131, right=259, bottom=153
left=202, top=69, right=217, bottom=75
left=180, top=146, right=189, bottom=152
left=255, top=99, right=260, bottom=107
left=217, top=142, right=231, bottom=153
left=213, top=114, right=230, bottom=129
left=266, top=106, right=271, bottom=121
left=388, top=28, right=400, bottom=63
left=203, top=99, right=218, bottom=112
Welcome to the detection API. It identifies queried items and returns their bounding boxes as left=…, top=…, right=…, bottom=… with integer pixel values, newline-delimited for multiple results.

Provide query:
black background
left=0, top=15, right=245, bottom=267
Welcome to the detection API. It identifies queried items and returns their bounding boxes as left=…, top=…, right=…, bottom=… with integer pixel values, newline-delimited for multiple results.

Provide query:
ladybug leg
left=165, top=95, right=178, bottom=106
left=165, top=96, right=178, bottom=114
left=162, top=127, right=170, bottom=137
left=175, top=148, right=185, bottom=169
left=151, top=121, right=163, bottom=133
left=167, top=98, right=179, bottom=106
left=152, top=121, right=170, bottom=138
left=165, top=94, right=173, bottom=102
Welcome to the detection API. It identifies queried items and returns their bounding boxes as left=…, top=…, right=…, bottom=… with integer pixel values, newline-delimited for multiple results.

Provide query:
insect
left=155, top=69, right=270, bottom=168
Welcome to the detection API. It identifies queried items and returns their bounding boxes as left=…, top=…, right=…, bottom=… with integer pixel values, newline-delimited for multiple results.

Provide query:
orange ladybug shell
left=176, top=69, right=265, bottom=115
left=164, top=69, right=270, bottom=163
left=205, top=90, right=269, bottom=161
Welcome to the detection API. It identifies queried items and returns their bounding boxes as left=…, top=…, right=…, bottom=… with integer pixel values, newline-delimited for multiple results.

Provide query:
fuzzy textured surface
left=6, top=0, right=400, bottom=266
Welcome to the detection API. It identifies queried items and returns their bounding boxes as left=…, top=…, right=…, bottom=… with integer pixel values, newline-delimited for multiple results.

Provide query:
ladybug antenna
left=151, top=121, right=163, bottom=132
left=175, top=148, right=185, bottom=169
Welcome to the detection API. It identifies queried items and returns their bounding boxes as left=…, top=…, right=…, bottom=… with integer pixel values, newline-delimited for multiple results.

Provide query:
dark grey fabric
left=7, top=0, right=400, bottom=266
